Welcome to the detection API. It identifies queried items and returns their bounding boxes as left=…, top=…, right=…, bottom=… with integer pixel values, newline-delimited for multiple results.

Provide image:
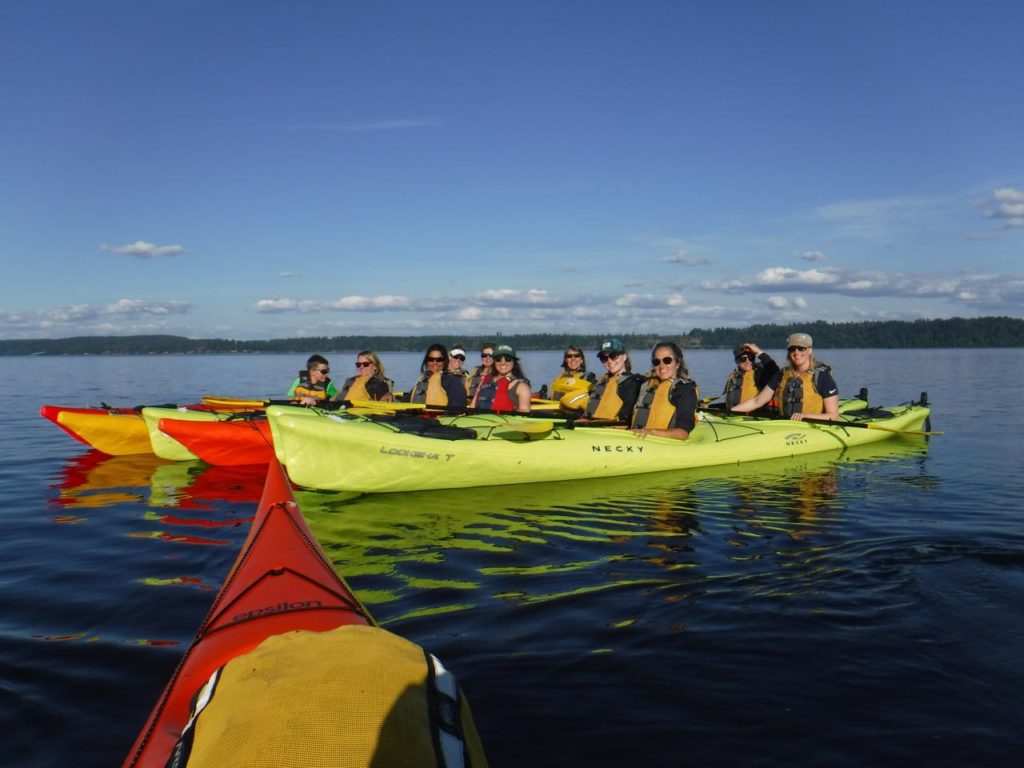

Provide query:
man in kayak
left=288, top=354, right=339, bottom=405
left=722, top=342, right=780, bottom=414
left=582, top=338, right=646, bottom=423
left=730, top=332, right=839, bottom=421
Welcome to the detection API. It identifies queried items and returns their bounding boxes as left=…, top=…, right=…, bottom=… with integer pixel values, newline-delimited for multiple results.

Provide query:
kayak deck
left=122, top=460, right=372, bottom=767
left=158, top=415, right=276, bottom=466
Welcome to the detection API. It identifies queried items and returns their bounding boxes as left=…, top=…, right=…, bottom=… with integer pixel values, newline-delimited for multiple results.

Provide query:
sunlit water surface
left=2, top=349, right=1022, bottom=766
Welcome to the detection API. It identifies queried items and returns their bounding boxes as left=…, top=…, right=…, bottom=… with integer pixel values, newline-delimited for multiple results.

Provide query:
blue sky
left=2, top=0, right=1022, bottom=340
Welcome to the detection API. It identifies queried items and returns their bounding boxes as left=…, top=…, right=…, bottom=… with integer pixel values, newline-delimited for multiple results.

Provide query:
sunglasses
left=426, top=356, right=446, bottom=363
left=493, top=354, right=514, bottom=363
left=598, top=352, right=621, bottom=362
left=735, top=354, right=752, bottom=363
left=651, top=356, right=676, bottom=366
left=565, top=353, right=582, bottom=359
left=450, top=354, right=465, bottom=360
left=788, top=346, right=808, bottom=353
left=355, top=361, right=373, bottom=368
left=481, top=352, right=493, bottom=358
left=315, top=367, right=330, bottom=373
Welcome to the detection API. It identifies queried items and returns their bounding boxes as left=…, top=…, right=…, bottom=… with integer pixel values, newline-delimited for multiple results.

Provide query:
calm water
left=2, top=349, right=1023, bottom=766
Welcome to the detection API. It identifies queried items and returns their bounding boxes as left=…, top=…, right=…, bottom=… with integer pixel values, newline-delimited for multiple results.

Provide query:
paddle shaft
left=699, top=408, right=940, bottom=436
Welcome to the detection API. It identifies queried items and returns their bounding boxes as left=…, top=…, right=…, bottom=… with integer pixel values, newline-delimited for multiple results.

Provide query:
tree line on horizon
left=2, top=316, right=1022, bottom=356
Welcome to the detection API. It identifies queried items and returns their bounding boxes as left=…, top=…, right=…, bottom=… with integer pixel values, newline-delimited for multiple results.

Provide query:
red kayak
left=158, top=415, right=276, bottom=466
left=122, top=459, right=373, bottom=767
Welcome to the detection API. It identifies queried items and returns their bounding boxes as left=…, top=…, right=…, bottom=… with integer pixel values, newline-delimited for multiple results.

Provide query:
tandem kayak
left=140, top=406, right=231, bottom=461
left=123, top=459, right=487, bottom=767
left=158, top=414, right=276, bottom=466
left=266, top=398, right=932, bottom=494
left=41, top=405, right=155, bottom=456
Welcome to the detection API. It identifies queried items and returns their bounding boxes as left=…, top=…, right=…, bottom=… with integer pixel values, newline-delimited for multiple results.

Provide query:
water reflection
left=51, top=451, right=266, bottom=513
left=47, top=440, right=932, bottom=622
left=297, top=438, right=931, bottom=623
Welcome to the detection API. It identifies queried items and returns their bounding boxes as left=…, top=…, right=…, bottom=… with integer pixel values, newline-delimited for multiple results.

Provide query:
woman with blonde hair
left=335, top=350, right=394, bottom=402
left=731, top=332, right=838, bottom=421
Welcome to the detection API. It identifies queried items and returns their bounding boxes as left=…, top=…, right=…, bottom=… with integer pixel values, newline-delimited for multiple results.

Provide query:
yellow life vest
left=632, top=377, right=697, bottom=430
left=559, top=389, right=591, bottom=411
left=550, top=371, right=593, bottom=401
left=342, top=374, right=371, bottom=401
left=169, top=625, right=488, bottom=768
left=724, top=368, right=760, bottom=409
left=410, top=372, right=449, bottom=407
left=588, top=374, right=625, bottom=420
left=778, top=367, right=827, bottom=416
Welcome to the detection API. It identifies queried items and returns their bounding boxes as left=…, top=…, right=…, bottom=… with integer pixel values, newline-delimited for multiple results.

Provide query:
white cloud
left=278, top=271, right=301, bottom=278
left=800, top=250, right=826, bottom=261
left=701, top=265, right=1024, bottom=313
left=614, top=293, right=687, bottom=309
left=663, top=250, right=711, bottom=267
left=0, top=299, right=192, bottom=337
left=327, top=295, right=413, bottom=312
left=981, top=187, right=1024, bottom=228
left=707, top=267, right=841, bottom=291
left=477, top=288, right=559, bottom=306
left=101, top=240, right=187, bottom=259
left=104, top=299, right=191, bottom=316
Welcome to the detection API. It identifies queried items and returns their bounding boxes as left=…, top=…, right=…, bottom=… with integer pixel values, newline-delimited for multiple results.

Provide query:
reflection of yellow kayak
left=295, top=437, right=928, bottom=613
left=267, top=400, right=932, bottom=494
left=53, top=452, right=169, bottom=509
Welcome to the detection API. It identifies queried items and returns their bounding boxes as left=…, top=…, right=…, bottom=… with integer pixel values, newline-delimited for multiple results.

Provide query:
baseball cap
left=786, top=333, right=813, bottom=348
left=494, top=343, right=517, bottom=359
left=597, top=338, right=625, bottom=356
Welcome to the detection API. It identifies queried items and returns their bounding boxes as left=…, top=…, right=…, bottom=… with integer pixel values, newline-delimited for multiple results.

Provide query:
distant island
left=2, top=316, right=1022, bottom=356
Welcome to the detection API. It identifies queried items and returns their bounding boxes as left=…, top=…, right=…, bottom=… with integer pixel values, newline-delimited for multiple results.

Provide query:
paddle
left=699, top=407, right=941, bottom=436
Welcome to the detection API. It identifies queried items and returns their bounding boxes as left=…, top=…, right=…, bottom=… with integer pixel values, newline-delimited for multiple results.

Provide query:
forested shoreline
left=2, top=316, right=1022, bottom=356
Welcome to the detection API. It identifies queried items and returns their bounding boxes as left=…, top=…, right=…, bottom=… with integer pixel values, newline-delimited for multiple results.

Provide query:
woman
left=408, top=343, right=469, bottom=409
left=550, top=345, right=597, bottom=411
left=288, top=354, right=339, bottom=405
left=731, top=332, right=839, bottom=421
left=631, top=341, right=699, bottom=441
left=447, top=344, right=472, bottom=394
left=470, top=344, right=532, bottom=413
left=583, top=338, right=646, bottom=422
left=335, top=350, right=394, bottom=402
left=723, top=342, right=780, bottom=412
left=466, top=342, right=496, bottom=400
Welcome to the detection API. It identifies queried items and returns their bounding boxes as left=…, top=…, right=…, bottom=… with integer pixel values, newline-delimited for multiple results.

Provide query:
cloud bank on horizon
left=2, top=2, right=1022, bottom=340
